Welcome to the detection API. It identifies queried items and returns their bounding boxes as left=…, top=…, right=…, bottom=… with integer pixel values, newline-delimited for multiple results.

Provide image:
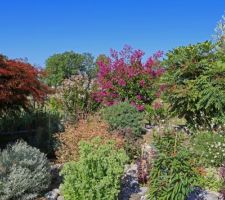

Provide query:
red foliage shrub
left=0, top=55, right=49, bottom=112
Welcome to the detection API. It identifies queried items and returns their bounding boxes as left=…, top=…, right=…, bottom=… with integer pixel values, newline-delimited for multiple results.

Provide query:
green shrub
left=0, top=141, right=50, bottom=200
left=102, top=101, right=144, bottom=137
left=152, top=127, right=186, bottom=156
left=148, top=149, right=200, bottom=200
left=60, top=137, right=128, bottom=200
left=191, top=131, right=225, bottom=167
left=0, top=108, right=63, bottom=155
left=149, top=128, right=201, bottom=200
left=163, top=41, right=225, bottom=129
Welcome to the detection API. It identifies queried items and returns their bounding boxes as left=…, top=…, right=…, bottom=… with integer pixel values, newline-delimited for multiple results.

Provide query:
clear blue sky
left=1, top=0, right=225, bottom=67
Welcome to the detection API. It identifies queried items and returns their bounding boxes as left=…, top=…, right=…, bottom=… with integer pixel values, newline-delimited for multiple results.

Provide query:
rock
left=52, top=188, right=60, bottom=195
left=187, top=187, right=221, bottom=200
left=118, top=164, right=140, bottom=200
left=45, top=190, right=59, bottom=200
left=57, top=196, right=64, bottom=200
left=50, top=164, right=63, bottom=190
left=138, top=187, right=148, bottom=196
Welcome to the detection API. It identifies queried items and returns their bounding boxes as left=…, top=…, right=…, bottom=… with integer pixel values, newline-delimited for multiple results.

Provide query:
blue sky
left=1, top=0, right=225, bottom=67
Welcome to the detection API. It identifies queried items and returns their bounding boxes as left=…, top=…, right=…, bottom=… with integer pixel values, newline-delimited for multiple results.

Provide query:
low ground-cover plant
left=191, top=131, right=225, bottom=167
left=163, top=41, right=225, bottom=130
left=198, top=167, right=223, bottom=192
left=0, top=141, right=50, bottom=200
left=60, top=137, right=128, bottom=200
left=102, top=101, right=144, bottom=137
left=94, top=45, right=165, bottom=110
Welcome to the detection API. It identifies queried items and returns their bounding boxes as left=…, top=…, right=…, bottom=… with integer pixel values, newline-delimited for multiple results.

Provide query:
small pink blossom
left=118, top=79, right=126, bottom=86
left=139, top=80, right=145, bottom=87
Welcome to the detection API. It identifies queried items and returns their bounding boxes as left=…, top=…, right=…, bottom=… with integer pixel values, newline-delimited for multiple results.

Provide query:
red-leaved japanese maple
left=0, top=55, right=49, bottom=112
left=94, top=45, right=165, bottom=111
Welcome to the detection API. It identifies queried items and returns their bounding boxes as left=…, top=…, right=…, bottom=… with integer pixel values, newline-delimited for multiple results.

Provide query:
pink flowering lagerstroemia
left=94, top=45, right=165, bottom=111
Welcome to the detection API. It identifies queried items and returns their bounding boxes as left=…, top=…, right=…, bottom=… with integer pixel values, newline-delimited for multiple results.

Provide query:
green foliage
left=59, top=75, right=99, bottom=123
left=152, top=128, right=186, bottom=156
left=0, top=108, right=63, bottom=155
left=60, top=137, right=128, bottom=200
left=198, top=167, right=223, bottom=192
left=148, top=149, right=200, bottom=200
left=102, top=101, right=144, bottom=137
left=144, top=101, right=168, bottom=125
left=44, top=51, right=96, bottom=87
left=120, top=128, right=142, bottom=160
left=163, top=41, right=225, bottom=129
left=149, top=130, right=200, bottom=200
left=191, top=131, right=225, bottom=167
left=0, top=141, right=50, bottom=200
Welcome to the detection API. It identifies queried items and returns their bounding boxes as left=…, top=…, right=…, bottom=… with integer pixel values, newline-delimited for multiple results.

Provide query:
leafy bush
left=55, top=115, right=124, bottom=163
left=94, top=45, right=165, bottom=110
left=0, top=108, right=63, bottom=155
left=144, top=100, right=168, bottom=125
left=0, top=55, right=49, bottom=114
left=191, top=131, right=225, bottom=167
left=55, top=74, right=99, bottom=123
left=60, top=137, right=128, bottom=200
left=163, top=41, right=225, bottom=129
left=0, top=141, right=50, bottom=200
left=102, top=101, right=144, bottom=137
left=149, top=149, right=201, bottom=200
left=152, top=128, right=186, bottom=156
left=149, top=128, right=201, bottom=200
left=119, top=128, right=142, bottom=160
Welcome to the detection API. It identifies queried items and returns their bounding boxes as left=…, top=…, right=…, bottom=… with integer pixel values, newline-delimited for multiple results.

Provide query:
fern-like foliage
left=163, top=41, right=225, bottom=129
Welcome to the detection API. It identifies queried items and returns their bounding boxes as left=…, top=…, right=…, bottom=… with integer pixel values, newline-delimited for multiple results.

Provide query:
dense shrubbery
left=191, top=131, right=225, bottom=167
left=0, top=108, right=62, bottom=155
left=0, top=141, right=50, bottom=200
left=149, top=129, right=201, bottom=200
left=163, top=41, right=225, bottom=129
left=102, top=101, right=144, bottom=137
left=55, top=115, right=124, bottom=163
left=59, top=75, right=99, bottom=122
left=94, top=45, right=165, bottom=110
left=60, top=137, right=128, bottom=200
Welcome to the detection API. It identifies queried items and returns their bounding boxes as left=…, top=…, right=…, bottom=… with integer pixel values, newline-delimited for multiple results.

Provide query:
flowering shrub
left=51, top=74, right=99, bottom=123
left=94, top=45, right=165, bottom=110
left=192, top=131, right=225, bottom=167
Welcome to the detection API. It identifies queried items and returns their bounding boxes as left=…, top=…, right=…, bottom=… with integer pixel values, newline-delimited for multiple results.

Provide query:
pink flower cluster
left=94, top=45, right=165, bottom=111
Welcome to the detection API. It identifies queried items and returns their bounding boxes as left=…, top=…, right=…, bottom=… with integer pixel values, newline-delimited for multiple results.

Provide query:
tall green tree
left=44, top=51, right=84, bottom=86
